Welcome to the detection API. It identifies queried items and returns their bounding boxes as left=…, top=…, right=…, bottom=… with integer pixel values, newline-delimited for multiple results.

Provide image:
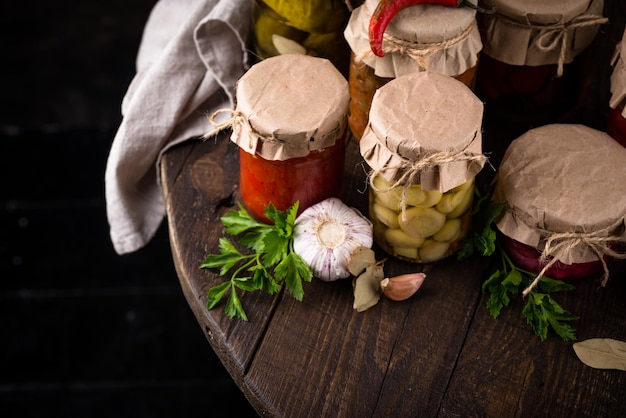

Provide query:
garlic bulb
left=293, top=198, right=374, bottom=281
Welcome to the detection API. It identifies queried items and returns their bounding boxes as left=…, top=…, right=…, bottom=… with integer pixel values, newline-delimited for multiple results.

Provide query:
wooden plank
left=441, top=265, right=626, bottom=417
left=160, top=134, right=282, bottom=381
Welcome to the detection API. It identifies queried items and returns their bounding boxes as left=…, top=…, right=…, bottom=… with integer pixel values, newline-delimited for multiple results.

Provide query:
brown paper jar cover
left=608, top=28, right=626, bottom=148
left=480, top=0, right=605, bottom=67
left=343, top=0, right=482, bottom=79
left=359, top=71, right=485, bottom=193
left=231, top=54, right=349, bottom=161
left=493, top=124, right=626, bottom=265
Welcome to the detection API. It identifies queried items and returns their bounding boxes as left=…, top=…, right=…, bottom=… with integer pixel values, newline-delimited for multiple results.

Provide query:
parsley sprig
left=482, top=248, right=578, bottom=341
left=200, top=201, right=313, bottom=321
left=458, top=189, right=579, bottom=341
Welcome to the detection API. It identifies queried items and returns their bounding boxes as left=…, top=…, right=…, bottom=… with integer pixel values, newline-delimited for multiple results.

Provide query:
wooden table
left=161, top=126, right=626, bottom=417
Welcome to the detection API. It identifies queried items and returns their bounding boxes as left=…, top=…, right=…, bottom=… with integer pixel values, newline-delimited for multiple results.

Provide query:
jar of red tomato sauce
left=608, top=27, right=626, bottom=148
left=360, top=71, right=487, bottom=263
left=343, top=0, right=483, bottom=139
left=223, top=54, right=349, bottom=223
left=475, top=0, right=607, bottom=126
left=493, top=124, right=626, bottom=286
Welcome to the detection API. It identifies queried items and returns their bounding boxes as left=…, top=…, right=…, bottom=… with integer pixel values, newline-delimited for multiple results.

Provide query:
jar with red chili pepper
left=608, top=27, right=626, bottom=148
left=251, top=0, right=351, bottom=76
left=474, top=0, right=607, bottom=127
left=343, top=0, right=483, bottom=140
left=493, top=124, right=626, bottom=287
left=359, top=71, right=487, bottom=263
left=218, top=54, right=349, bottom=224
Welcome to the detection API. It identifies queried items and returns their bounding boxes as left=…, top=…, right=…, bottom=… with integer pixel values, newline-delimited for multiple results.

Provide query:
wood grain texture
left=160, top=1, right=626, bottom=415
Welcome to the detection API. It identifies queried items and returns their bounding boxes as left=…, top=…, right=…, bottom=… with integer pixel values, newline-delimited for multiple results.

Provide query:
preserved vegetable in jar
left=209, top=54, right=350, bottom=223
left=474, top=0, right=607, bottom=126
left=360, top=71, right=487, bottom=263
left=493, top=124, right=626, bottom=290
left=608, top=27, right=626, bottom=148
left=344, top=0, right=482, bottom=139
left=252, top=0, right=351, bottom=76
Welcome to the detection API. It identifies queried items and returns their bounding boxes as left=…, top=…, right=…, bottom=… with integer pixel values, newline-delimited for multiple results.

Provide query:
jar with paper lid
left=475, top=0, right=607, bottom=125
left=608, top=28, right=626, bottom=148
left=493, top=124, right=626, bottom=289
left=251, top=0, right=351, bottom=76
left=216, top=54, right=350, bottom=223
left=343, top=0, right=483, bottom=140
left=359, top=71, right=487, bottom=263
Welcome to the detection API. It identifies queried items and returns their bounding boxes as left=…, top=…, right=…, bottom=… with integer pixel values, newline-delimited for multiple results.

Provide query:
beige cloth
left=104, top=0, right=250, bottom=254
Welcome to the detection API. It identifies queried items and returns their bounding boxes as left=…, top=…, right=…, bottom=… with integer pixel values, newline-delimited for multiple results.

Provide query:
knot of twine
left=369, top=133, right=486, bottom=221
left=522, top=226, right=626, bottom=297
left=202, top=108, right=284, bottom=145
left=358, top=23, right=474, bottom=70
left=500, top=13, right=608, bottom=77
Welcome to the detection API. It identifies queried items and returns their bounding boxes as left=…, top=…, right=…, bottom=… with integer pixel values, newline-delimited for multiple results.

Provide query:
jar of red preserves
left=475, top=0, right=607, bottom=126
left=224, top=54, right=350, bottom=223
left=359, top=71, right=487, bottom=263
left=608, top=27, right=626, bottom=148
left=343, top=0, right=483, bottom=139
left=493, top=124, right=626, bottom=287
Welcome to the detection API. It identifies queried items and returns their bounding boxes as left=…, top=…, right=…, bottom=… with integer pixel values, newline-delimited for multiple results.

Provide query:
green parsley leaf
left=200, top=201, right=312, bottom=321
left=457, top=191, right=504, bottom=260
left=482, top=246, right=579, bottom=341
left=274, top=252, right=313, bottom=301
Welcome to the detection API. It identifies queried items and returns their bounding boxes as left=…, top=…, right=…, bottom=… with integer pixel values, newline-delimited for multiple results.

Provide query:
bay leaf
left=353, top=264, right=384, bottom=312
left=573, top=338, right=626, bottom=371
left=348, top=246, right=376, bottom=277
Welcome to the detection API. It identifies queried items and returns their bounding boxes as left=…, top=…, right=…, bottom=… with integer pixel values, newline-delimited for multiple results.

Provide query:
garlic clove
left=293, top=198, right=373, bottom=281
left=380, top=272, right=426, bottom=301
left=353, top=264, right=384, bottom=312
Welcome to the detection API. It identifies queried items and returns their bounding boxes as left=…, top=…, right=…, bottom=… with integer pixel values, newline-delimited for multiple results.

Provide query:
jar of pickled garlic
left=214, top=54, right=349, bottom=223
left=343, top=0, right=482, bottom=139
left=493, top=124, right=626, bottom=288
left=474, top=0, right=607, bottom=126
left=608, top=28, right=626, bottom=148
left=252, top=0, right=351, bottom=76
left=359, top=71, right=486, bottom=263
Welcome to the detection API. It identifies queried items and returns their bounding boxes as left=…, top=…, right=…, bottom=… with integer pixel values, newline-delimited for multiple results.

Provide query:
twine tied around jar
left=203, top=108, right=287, bottom=146
left=357, top=23, right=474, bottom=70
left=369, top=132, right=486, bottom=221
left=499, top=13, right=608, bottom=78
left=522, top=225, right=626, bottom=297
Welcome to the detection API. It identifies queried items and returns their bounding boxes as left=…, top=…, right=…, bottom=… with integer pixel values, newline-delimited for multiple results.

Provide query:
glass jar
left=493, top=124, right=626, bottom=283
left=239, top=139, right=346, bottom=223
left=475, top=0, right=607, bottom=126
left=251, top=0, right=351, bottom=76
left=225, top=54, right=350, bottom=223
left=359, top=71, right=486, bottom=263
left=608, top=27, right=626, bottom=148
left=344, top=0, right=483, bottom=139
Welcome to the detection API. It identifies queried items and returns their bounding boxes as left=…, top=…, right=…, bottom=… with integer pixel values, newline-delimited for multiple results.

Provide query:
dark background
left=0, top=1, right=257, bottom=416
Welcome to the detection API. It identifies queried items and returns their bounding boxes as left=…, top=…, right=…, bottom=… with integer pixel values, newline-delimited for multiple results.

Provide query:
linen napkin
left=105, top=0, right=250, bottom=254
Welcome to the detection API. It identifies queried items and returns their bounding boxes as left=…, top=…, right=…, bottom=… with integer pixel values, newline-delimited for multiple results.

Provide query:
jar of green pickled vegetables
left=252, top=0, right=351, bottom=76
left=359, top=71, right=486, bottom=263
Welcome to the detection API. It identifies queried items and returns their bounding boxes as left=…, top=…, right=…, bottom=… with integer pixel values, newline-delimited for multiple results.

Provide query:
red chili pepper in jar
left=369, top=0, right=491, bottom=57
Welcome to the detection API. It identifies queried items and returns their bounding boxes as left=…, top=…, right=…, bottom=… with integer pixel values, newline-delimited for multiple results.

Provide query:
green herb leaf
left=275, top=252, right=313, bottom=301
left=457, top=192, right=504, bottom=260
left=200, top=238, right=246, bottom=275
left=200, top=201, right=313, bottom=321
left=206, top=281, right=231, bottom=310
left=482, top=246, right=579, bottom=341
left=225, top=289, right=248, bottom=321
